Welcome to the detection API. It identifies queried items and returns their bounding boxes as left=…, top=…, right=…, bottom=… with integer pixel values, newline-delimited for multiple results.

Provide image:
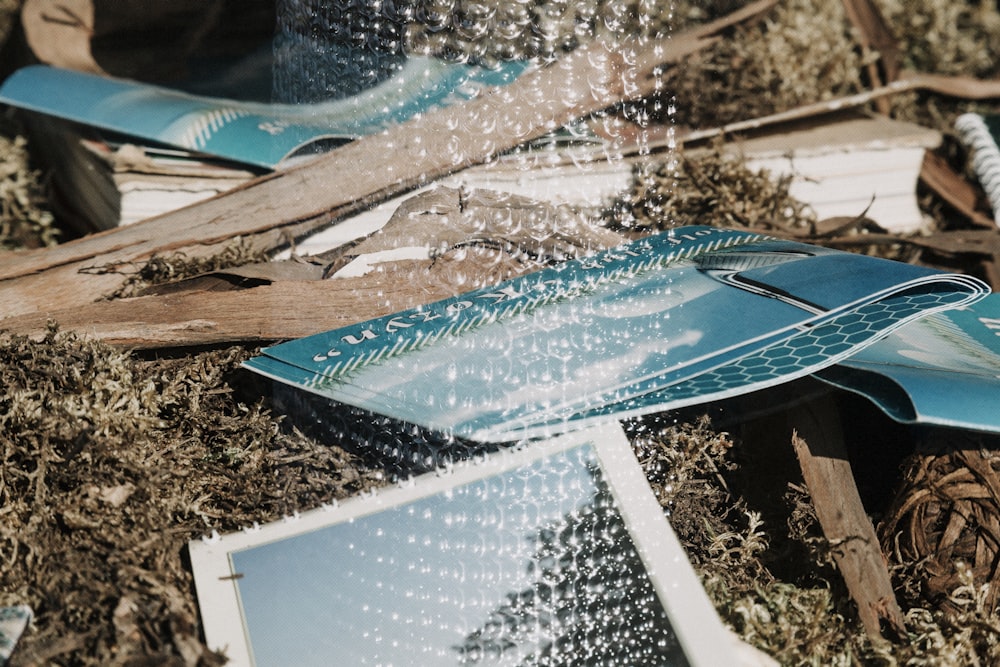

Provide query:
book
left=21, top=116, right=256, bottom=233
left=243, top=225, right=989, bottom=443
left=27, top=118, right=632, bottom=237
left=0, top=56, right=529, bottom=232
left=955, top=112, right=1000, bottom=227
left=188, top=421, right=744, bottom=666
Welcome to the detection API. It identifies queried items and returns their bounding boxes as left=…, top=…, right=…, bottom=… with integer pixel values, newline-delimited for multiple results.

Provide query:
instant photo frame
left=189, top=421, right=739, bottom=666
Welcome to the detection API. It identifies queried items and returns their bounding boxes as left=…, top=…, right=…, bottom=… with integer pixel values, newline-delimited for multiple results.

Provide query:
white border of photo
left=189, top=420, right=758, bottom=666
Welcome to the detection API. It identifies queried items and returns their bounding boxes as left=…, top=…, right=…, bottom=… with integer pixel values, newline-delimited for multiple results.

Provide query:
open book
left=244, top=226, right=989, bottom=442
left=0, top=56, right=529, bottom=232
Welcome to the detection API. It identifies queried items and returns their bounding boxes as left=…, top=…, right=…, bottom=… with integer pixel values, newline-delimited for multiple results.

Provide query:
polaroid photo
left=189, top=420, right=741, bottom=666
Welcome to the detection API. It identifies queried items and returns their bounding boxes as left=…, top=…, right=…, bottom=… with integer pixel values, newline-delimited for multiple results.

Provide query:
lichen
left=0, top=124, right=58, bottom=250
left=94, top=237, right=266, bottom=300
left=604, top=142, right=814, bottom=233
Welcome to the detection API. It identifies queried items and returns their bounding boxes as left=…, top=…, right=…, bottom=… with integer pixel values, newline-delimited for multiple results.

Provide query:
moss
left=879, top=0, right=1000, bottom=79
left=604, top=142, right=814, bottom=233
left=646, top=0, right=864, bottom=128
left=0, top=124, right=59, bottom=250
left=94, top=237, right=267, bottom=300
left=0, top=326, right=384, bottom=663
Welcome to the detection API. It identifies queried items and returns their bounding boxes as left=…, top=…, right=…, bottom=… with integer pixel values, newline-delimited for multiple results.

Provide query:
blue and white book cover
left=0, top=58, right=528, bottom=169
left=189, top=422, right=741, bottom=666
left=243, top=226, right=989, bottom=442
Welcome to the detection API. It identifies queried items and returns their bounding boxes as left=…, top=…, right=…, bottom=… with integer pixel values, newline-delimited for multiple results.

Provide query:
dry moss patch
left=0, top=326, right=385, bottom=665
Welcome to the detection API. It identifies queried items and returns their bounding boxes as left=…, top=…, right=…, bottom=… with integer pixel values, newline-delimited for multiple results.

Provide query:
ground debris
left=4, top=0, right=1000, bottom=663
left=0, top=326, right=385, bottom=664
left=0, top=117, right=57, bottom=250
left=605, top=141, right=814, bottom=235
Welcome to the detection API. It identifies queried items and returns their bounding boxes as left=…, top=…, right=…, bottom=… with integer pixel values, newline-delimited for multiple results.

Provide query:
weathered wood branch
left=789, top=395, right=906, bottom=642
left=681, top=71, right=1000, bottom=146
left=1, top=188, right=627, bottom=347
left=919, top=150, right=997, bottom=230
left=0, top=258, right=524, bottom=348
left=0, top=0, right=779, bottom=327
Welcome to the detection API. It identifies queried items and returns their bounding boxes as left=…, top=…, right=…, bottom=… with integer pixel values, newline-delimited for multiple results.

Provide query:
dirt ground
left=4, top=1, right=1000, bottom=665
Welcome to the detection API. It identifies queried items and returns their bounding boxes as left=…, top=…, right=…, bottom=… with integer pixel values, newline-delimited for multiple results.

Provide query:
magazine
left=188, top=421, right=741, bottom=666
left=0, top=58, right=528, bottom=169
left=243, top=225, right=989, bottom=442
left=816, top=293, right=1000, bottom=433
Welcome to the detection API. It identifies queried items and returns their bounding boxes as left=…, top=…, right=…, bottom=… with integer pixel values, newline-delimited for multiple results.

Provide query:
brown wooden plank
left=0, top=279, right=430, bottom=348
left=0, top=262, right=515, bottom=348
left=788, top=395, right=906, bottom=641
left=0, top=187, right=627, bottom=348
left=0, top=250, right=551, bottom=351
left=0, top=0, right=780, bottom=323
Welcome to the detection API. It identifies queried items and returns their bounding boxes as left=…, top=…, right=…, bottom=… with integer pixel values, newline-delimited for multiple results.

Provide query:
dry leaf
left=21, top=0, right=105, bottom=74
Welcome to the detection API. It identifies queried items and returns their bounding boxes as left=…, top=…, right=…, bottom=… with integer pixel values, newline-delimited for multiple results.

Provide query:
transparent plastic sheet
left=273, top=0, right=409, bottom=104
left=190, top=3, right=764, bottom=666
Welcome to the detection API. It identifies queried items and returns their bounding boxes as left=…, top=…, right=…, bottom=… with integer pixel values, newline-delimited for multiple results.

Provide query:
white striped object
left=955, top=112, right=1000, bottom=227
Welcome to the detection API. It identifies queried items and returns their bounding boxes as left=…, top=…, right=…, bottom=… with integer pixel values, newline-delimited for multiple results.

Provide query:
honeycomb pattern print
left=660, top=288, right=973, bottom=402
left=555, top=287, right=982, bottom=429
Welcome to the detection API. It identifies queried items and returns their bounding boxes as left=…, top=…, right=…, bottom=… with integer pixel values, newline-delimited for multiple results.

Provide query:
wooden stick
left=0, top=0, right=779, bottom=323
left=680, top=71, right=1000, bottom=147
left=0, top=268, right=504, bottom=348
left=788, top=395, right=906, bottom=641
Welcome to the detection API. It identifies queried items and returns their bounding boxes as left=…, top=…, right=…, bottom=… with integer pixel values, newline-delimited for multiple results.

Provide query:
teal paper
left=0, top=59, right=528, bottom=169
left=816, top=293, right=1000, bottom=433
left=244, top=226, right=989, bottom=442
